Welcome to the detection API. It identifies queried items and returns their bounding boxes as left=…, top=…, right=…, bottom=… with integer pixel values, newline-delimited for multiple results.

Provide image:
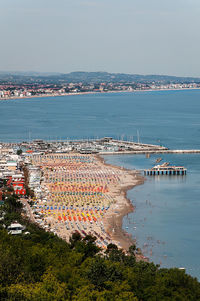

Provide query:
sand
left=96, top=155, right=145, bottom=252
left=30, top=152, right=146, bottom=257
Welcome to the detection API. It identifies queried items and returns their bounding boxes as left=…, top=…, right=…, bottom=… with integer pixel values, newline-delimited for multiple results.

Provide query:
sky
left=0, top=0, right=200, bottom=76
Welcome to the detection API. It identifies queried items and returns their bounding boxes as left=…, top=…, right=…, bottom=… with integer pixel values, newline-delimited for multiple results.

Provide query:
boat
left=155, top=157, right=162, bottom=163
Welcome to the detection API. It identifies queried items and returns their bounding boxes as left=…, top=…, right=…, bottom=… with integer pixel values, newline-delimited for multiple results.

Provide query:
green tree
left=17, top=149, right=23, bottom=155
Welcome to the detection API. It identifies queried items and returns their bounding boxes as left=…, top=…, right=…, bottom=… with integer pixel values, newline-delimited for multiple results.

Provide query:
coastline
left=1, top=87, right=200, bottom=101
left=97, top=154, right=146, bottom=258
left=29, top=151, right=146, bottom=259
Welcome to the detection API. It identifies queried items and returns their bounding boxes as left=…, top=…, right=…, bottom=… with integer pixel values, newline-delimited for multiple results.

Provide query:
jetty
left=144, top=163, right=187, bottom=176
left=1, top=137, right=200, bottom=155
left=101, top=149, right=200, bottom=155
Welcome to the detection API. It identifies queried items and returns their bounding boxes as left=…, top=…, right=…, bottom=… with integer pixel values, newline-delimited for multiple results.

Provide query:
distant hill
left=58, top=72, right=200, bottom=84
left=0, top=71, right=200, bottom=84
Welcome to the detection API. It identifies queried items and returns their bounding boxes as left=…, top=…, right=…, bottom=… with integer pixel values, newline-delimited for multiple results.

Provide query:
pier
left=144, top=165, right=187, bottom=176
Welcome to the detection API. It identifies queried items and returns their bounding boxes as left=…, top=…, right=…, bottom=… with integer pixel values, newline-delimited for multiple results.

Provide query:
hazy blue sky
left=0, top=0, right=200, bottom=76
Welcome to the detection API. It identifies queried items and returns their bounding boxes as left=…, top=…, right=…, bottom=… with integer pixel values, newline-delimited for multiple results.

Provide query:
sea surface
left=103, top=153, right=200, bottom=279
left=1, top=90, right=200, bottom=279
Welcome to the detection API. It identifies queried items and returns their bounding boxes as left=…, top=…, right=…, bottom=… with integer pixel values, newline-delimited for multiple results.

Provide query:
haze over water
left=1, top=90, right=200, bottom=279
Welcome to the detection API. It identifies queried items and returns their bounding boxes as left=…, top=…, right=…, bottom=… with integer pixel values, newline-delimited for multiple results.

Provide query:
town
left=1, top=70, right=200, bottom=99
left=0, top=138, right=166, bottom=239
left=0, top=137, right=166, bottom=198
left=0, top=81, right=200, bottom=99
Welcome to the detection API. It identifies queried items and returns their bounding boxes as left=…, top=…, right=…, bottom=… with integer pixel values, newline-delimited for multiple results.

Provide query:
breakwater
left=101, top=149, right=200, bottom=155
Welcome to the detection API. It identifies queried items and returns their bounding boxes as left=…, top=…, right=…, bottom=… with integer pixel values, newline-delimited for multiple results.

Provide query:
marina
left=0, top=137, right=168, bottom=154
left=2, top=137, right=200, bottom=156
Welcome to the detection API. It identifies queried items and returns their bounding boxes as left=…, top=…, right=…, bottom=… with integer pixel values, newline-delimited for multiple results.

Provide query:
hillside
left=0, top=71, right=200, bottom=85
left=0, top=193, right=199, bottom=300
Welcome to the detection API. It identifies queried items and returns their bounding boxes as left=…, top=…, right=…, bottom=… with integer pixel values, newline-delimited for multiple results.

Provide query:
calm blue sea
left=1, top=90, right=200, bottom=279
left=103, top=153, right=200, bottom=279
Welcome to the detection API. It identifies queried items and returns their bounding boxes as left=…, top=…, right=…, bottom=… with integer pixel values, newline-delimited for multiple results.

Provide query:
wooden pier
left=144, top=165, right=187, bottom=176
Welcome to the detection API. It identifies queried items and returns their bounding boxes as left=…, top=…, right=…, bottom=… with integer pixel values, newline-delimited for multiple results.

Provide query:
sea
left=1, top=90, right=200, bottom=279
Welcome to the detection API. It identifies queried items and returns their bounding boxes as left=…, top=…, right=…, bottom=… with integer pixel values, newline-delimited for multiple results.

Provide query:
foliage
left=0, top=195, right=200, bottom=300
left=16, top=149, right=22, bottom=155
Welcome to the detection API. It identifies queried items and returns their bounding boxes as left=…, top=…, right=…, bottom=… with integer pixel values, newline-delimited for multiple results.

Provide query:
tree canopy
left=0, top=194, right=199, bottom=300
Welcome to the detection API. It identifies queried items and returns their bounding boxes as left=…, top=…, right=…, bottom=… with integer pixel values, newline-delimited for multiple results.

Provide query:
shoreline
left=29, top=151, right=147, bottom=259
left=1, top=87, right=200, bottom=101
left=97, top=154, right=147, bottom=259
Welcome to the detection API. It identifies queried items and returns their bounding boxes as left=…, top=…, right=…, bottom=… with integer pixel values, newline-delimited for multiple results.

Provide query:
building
left=11, top=174, right=26, bottom=195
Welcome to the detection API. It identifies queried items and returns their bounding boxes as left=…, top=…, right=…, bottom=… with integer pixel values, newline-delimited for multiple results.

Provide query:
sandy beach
left=30, top=152, right=145, bottom=255
left=96, top=155, right=145, bottom=250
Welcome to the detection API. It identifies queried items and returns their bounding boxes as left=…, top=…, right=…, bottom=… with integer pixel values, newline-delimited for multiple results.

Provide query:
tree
left=5, top=195, right=22, bottom=213
left=87, top=257, right=109, bottom=289
left=17, top=149, right=23, bottom=155
left=69, top=232, right=82, bottom=248
left=71, top=234, right=100, bottom=260
left=129, top=244, right=136, bottom=256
